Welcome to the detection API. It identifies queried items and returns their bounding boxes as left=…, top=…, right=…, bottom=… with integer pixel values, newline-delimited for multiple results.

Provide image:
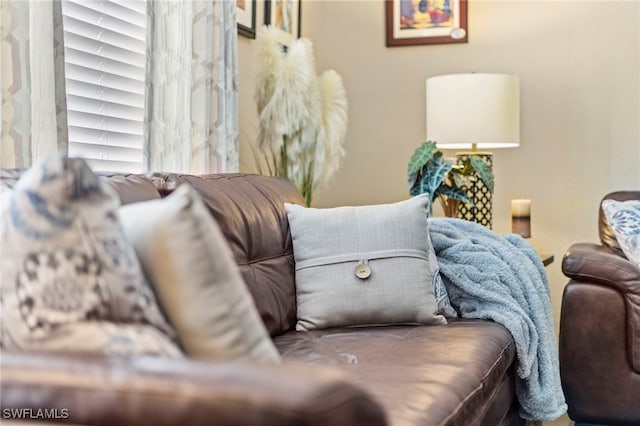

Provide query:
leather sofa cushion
left=152, top=173, right=305, bottom=337
left=275, top=319, right=516, bottom=426
left=99, top=173, right=162, bottom=205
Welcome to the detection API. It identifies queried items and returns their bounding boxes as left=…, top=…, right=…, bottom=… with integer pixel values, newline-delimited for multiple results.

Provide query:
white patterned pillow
left=602, top=199, right=640, bottom=267
left=0, top=156, right=181, bottom=358
left=118, top=185, right=281, bottom=363
left=285, top=195, right=447, bottom=331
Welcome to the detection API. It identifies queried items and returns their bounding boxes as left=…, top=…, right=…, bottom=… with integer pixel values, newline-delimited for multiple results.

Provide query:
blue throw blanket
left=428, top=218, right=567, bottom=421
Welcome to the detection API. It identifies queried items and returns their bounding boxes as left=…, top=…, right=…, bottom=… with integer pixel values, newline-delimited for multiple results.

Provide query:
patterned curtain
left=145, top=1, right=239, bottom=174
left=0, top=0, right=68, bottom=169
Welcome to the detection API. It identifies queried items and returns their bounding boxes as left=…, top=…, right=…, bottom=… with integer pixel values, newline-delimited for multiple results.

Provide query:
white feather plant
left=254, top=26, right=348, bottom=206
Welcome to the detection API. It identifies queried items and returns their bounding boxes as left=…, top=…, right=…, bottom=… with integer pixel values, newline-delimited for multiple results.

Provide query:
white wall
left=238, top=0, right=640, bottom=332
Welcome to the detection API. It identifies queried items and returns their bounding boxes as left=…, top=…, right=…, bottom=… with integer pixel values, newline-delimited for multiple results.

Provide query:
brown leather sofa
left=1, top=171, right=526, bottom=426
left=560, top=191, right=640, bottom=425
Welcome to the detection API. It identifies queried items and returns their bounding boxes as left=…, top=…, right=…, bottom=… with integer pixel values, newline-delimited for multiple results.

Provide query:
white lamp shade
left=426, top=73, right=520, bottom=150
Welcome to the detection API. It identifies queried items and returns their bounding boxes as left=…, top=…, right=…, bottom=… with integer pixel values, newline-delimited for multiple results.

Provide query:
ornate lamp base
left=456, top=152, right=493, bottom=229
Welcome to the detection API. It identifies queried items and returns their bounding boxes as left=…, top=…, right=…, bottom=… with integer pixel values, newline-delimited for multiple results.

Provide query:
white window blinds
left=61, top=0, right=146, bottom=173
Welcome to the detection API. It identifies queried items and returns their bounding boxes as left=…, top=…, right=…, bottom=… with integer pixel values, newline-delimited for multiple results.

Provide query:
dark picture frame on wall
left=386, top=0, right=468, bottom=46
left=237, top=0, right=257, bottom=39
left=265, top=0, right=301, bottom=46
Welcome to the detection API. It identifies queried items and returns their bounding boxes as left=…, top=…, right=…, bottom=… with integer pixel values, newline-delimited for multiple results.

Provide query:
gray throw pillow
left=118, top=185, right=281, bottom=364
left=285, top=194, right=447, bottom=331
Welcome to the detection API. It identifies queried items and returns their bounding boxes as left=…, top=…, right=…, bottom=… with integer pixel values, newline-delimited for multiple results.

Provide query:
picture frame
left=385, top=0, right=468, bottom=47
left=265, top=0, right=301, bottom=46
left=237, top=0, right=256, bottom=39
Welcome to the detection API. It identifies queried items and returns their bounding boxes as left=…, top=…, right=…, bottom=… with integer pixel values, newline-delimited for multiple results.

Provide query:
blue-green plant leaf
left=435, top=185, right=474, bottom=206
left=469, top=156, right=494, bottom=193
left=414, top=153, right=452, bottom=202
left=408, top=169, right=420, bottom=190
left=407, top=141, right=437, bottom=176
left=408, top=171, right=422, bottom=197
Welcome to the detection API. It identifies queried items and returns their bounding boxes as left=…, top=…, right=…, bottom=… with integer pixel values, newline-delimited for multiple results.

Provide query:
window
left=61, top=0, right=146, bottom=173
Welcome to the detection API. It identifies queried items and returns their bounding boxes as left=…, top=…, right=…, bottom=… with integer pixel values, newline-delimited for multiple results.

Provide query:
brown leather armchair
left=560, top=191, right=640, bottom=425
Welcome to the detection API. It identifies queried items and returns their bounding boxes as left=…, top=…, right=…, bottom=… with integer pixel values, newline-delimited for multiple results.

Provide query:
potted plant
left=253, top=27, right=348, bottom=207
left=407, top=141, right=494, bottom=216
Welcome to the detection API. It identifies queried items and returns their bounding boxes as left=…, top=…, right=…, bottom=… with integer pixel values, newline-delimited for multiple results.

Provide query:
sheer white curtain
left=1, top=0, right=68, bottom=168
left=145, top=0, right=239, bottom=174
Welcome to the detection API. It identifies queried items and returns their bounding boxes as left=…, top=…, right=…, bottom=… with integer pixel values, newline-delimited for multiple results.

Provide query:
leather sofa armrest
left=562, top=242, right=640, bottom=373
left=562, top=243, right=640, bottom=293
left=1, top=351, right=386, bottom=426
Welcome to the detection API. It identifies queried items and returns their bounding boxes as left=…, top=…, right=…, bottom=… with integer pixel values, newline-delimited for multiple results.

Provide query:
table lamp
left=426, top=73, right=520, bottom=228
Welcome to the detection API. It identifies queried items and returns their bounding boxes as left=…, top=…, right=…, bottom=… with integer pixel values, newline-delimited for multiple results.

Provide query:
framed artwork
left=265, top=0, right=301, bottom=46
left=237, top=0, right=256, bottom=39
left=386, top=0, right=468, bottom=46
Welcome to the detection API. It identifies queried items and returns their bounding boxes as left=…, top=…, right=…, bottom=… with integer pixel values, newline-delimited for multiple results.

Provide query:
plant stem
left=439, top=197, right=461, bottom=218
